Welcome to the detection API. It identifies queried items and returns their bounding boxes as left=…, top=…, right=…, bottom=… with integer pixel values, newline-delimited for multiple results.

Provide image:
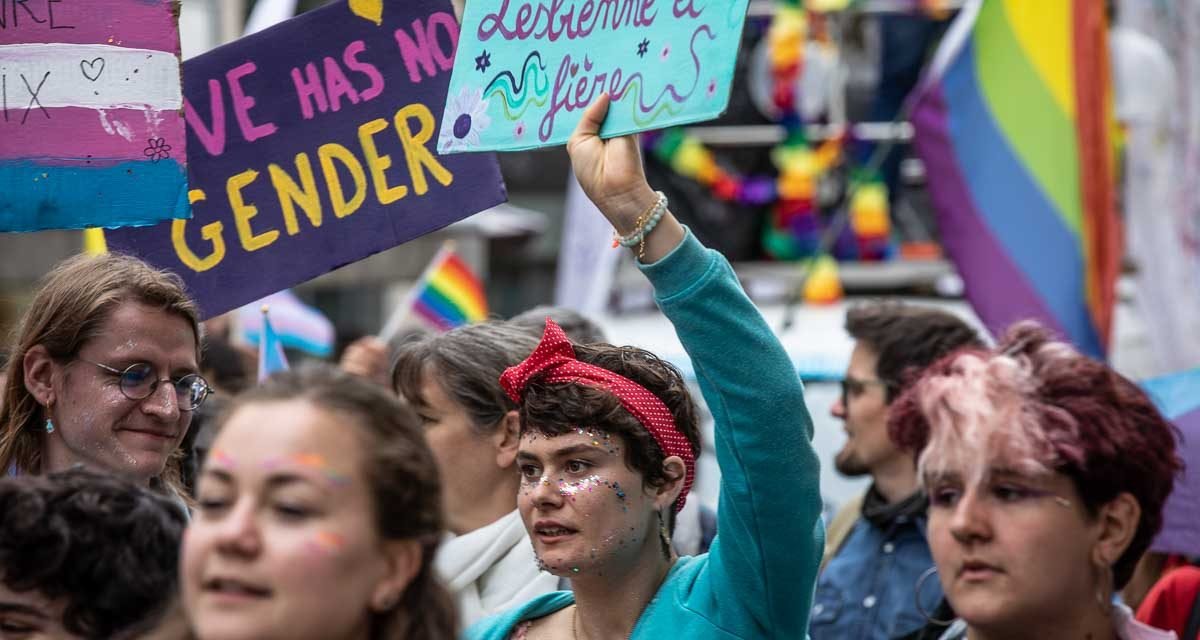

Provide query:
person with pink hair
left=888, top=322, right=1182, bottom=640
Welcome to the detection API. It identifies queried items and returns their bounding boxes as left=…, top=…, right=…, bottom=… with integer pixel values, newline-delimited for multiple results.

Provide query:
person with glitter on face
left=467, top=93, right=824, bottom=640
left=888, top=322, right=1182, bottom=640
left=392, top=321, right=560, bottom=629
left=0, top=253, right=211, bottom=499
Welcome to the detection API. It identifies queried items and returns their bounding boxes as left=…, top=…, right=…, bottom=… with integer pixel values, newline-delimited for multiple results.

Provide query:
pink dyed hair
left=888, top=322, right=1181, bottom=588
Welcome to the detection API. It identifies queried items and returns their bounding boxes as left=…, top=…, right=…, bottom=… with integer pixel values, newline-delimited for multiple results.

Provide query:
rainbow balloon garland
left=643, top=0, right=894, bottom=280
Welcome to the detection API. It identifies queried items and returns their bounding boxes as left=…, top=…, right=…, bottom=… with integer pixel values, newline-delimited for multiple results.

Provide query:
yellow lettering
left=358, top=118, right=408, bottom=205
left=269, top=153, right=323, bottom=235
left=171, top=189, right=227, bottom=273
left=394, top=104, right=453, bottom=195
left=228, top=169, right=279, bottom=252
left=318, top=143, right=368, bottom=218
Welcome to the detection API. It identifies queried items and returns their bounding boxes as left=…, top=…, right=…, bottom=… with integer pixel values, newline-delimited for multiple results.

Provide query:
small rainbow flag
left=410, top=246, right=488, bottom=332
left=910, top=0, right=1121, bottom=359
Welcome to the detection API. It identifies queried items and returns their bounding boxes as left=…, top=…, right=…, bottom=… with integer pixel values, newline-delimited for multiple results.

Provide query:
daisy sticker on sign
left=438, top=0, right=752, bottom=153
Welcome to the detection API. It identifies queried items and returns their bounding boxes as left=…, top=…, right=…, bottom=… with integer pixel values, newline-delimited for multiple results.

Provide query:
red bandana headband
left=500, top=319, right=695, bottom=512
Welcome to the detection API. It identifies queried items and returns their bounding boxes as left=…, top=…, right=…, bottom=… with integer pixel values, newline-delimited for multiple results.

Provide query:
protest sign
left=438, top=0, right=751, bottom=153
left=0, top=0, right=189, bottom=231
left=105, top=0, right=506, bottom=319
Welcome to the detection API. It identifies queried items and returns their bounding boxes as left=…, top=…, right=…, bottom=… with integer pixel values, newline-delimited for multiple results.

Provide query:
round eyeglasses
left=78, top=359, right=212, bottom=411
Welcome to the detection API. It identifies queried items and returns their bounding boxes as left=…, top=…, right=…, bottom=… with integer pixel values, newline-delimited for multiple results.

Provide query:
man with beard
left=810, top=302, right=982, bottom=640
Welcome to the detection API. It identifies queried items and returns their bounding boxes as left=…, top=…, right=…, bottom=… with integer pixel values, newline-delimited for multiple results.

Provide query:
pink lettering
left=343, top=40, right=385, bottom=102
left=183, top=78, right=226, bottom=157
left=290, top=62, right=328, bottom=120
left=226, top=62, right=277, bottom=142
left=323, top=56, right=361, bottom=111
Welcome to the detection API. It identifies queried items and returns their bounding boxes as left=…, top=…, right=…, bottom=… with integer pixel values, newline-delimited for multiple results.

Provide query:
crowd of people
left=0, top=94, right=1192, bottom=640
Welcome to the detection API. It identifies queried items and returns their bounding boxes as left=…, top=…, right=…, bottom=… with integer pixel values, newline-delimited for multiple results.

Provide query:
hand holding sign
left=439, top=0, right=751, bottom=153
left=567, top=93, right=683, bottom=264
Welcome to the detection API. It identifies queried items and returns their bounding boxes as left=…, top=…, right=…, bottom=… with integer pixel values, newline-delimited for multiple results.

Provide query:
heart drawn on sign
left=348, top=0, right=382, bottom=25
left=81, top=58, right=105, bottom=81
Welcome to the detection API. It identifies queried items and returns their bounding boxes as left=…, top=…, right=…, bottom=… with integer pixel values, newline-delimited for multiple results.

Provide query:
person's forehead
left=519, top=427, right=615, bottom=456
left=214, top=401, right=363, bottom=469
left=846, top=341, right=880, bottom=377
left=84, top=303, right=196, bottom=363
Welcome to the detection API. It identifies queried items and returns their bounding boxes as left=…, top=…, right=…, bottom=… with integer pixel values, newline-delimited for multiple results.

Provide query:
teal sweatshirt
left=467, top=230, right=824, bottom=639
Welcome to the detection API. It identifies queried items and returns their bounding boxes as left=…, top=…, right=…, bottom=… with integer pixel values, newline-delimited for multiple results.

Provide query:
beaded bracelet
left=611, top=192, right=668, bottom=259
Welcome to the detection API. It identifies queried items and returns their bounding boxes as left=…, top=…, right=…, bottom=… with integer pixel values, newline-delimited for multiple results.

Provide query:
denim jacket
left=810, top=486, right=940, bottom=640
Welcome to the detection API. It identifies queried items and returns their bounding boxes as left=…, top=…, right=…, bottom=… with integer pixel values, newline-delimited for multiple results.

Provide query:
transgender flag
left=910, top=0, right=1121, bottom=359
left=0, top=0, right=189, bottom=232
left=258, top=306, right=291, bottom=383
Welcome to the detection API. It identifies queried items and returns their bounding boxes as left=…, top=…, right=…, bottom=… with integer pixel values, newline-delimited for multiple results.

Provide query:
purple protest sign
left=105, top=0, right=506, bottom=319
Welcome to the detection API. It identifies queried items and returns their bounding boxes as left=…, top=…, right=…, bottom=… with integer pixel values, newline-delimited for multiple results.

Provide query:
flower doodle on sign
left=143, top=137, right=172, bottom=162
left=637, top=38, right=650, bottom=58
left=439, top=87, right=492, bottom=153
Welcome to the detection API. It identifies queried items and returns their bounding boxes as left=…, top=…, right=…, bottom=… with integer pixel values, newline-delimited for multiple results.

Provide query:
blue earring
left=45, top=419, right=54, bottom=434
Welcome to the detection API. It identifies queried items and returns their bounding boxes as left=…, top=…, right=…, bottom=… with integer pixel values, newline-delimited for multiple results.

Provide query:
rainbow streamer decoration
left=910, top=0, right=1121, bottom=359
left=257, top=306, right=290, bottom=383
left=410, top=246, right=488, bottom=332
left=1141, top=367, right=1200, bottom=557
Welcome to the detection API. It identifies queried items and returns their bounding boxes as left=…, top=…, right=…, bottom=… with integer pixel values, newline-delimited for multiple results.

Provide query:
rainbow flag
left=411, top=247, right=488, bottom=332
left=910, top=0, right=1121, bottom=359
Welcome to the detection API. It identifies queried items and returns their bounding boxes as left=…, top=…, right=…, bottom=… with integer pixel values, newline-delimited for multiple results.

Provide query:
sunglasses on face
left=78, top=359, right=213, bottom=411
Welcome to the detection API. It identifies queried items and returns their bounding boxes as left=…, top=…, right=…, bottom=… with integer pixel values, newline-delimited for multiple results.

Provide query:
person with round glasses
left=0, top=252, right=208, bottom=498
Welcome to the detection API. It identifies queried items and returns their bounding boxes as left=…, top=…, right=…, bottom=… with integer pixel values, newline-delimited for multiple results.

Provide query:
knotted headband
left=500, top=319, right=695, bottom=512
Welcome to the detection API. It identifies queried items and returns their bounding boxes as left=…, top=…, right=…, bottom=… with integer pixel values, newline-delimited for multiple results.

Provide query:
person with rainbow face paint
left=467, top=93, right=824, bottom=640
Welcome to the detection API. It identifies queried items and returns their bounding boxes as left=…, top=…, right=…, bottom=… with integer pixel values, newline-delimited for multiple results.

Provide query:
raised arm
left=567, top=96, right=825, bottom=637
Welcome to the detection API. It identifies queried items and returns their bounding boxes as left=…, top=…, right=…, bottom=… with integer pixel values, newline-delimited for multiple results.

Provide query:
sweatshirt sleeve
left=638, top=229, right=824, bottom=638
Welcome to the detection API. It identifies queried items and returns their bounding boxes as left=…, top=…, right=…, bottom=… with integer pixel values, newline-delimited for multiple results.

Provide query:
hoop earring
left=915, top=566, right=955, bottom=626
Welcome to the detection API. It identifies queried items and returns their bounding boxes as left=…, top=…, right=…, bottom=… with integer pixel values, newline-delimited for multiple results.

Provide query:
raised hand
left=566, top=93, right=684, bottom=261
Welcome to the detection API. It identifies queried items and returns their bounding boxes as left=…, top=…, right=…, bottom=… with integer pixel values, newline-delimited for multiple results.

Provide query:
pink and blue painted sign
left=0, top=0, right=190, bottom=231
left=438, top=0, right=752, bottom=153
left=103, top=0, right=506, bottom=319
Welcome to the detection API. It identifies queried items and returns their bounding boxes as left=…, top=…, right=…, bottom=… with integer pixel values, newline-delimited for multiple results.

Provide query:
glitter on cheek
left=557, top=474, right=605, bottom=500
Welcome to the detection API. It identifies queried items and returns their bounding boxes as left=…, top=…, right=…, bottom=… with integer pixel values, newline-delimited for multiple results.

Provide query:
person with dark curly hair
left=887, top=322, right=1182, bottom=640
left=0, top=468, right=186, bottom=639
left=182, top=365, right=456, bottom=640
left=468, top=93, right=823, bottom=640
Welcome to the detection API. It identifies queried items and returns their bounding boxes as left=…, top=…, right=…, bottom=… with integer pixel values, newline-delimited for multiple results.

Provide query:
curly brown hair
left=0, top=468, right=187, bottom=638
left=518, top=342, right=700, bottom=527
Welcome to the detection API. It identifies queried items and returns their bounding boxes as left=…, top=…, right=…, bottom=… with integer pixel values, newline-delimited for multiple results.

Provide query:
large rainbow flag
left=910, top=0, right=1121, bottom=359
left=410, top=246, right=488, bottom=332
